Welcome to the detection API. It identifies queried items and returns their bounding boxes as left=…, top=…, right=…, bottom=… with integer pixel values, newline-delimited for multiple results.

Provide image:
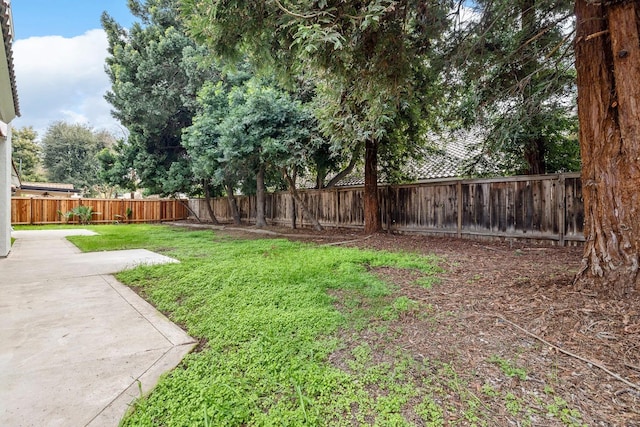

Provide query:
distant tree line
left=11, top=122, right=123, bottom=197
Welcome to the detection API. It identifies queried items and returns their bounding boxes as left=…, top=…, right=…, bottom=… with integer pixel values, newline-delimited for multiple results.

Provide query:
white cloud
left=11, top=29, right=122, bottom=139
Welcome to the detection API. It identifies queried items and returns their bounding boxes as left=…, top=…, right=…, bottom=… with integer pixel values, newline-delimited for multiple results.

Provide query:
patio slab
left=0, top=229, right=196, bottom=427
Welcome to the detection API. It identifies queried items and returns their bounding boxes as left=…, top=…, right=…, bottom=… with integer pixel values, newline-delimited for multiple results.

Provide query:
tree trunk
left=520, top=0, right=546, bottom=176
left=364, top=139, right=381, bottom=234
left=255, top=165, right=267, bottom=228
left=224, top=181, right=241, bottom=225
left=203, top=181, right=220, bottom=225
left=523, top=138, right=546, bottom=175
left=573, top=0, right=640, bottom=297
left=283, top=168, right=323, bottom=231
left=325, top=145, right=361, bottom=189
left=316, top=165, right=327, bottom=190
left=178, top=199, right=202, bottom=223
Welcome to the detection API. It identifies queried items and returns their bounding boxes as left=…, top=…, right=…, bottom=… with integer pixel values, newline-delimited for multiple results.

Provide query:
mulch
left=175, top=222, right=640, bottom=425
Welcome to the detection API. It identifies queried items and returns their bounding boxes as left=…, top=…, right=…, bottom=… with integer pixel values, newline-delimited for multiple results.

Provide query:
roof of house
left=20, top=182, right=80, bottom=193
left=0, top=0, right=19, bottom=117
left=10, top=158, right=19, bottom=188
left=328, top=131, right=493, bottom=187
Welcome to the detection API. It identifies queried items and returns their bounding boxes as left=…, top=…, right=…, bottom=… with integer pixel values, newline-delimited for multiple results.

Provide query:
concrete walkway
left=0, top=230, right=197, bottom=427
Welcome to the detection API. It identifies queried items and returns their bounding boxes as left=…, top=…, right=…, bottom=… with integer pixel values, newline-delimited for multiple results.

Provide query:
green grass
left=65, top=225, right=443, bottom=425
left=43, top=224, right=587, bottom=426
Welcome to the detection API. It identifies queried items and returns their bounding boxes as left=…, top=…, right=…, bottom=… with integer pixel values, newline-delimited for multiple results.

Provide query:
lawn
left=67, top=225, right=447, bottom=426
left=18, top=223, right=630, bottom=425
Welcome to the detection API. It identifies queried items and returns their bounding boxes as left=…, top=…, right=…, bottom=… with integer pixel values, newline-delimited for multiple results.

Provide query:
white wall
left=1, top=124, right=11, bottom=257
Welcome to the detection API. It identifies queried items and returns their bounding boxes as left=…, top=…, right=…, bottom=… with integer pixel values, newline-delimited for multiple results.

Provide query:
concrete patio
left=0, top=229, right=196, bottom=426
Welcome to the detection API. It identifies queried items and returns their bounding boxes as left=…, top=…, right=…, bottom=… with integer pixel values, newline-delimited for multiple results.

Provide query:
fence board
left=11, top=198, right=188, bottom=225
left=188, top=173, right=584, bottom=245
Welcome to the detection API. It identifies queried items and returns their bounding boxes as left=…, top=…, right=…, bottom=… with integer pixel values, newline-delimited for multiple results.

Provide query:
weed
left=488, top=355, right=527, bottom=380
left=416, top=275, right=442, bottom=289
left=505, top=392, right=521, bottom=416
left=381, top=296, right=420, bottom=320
left=415, top=396, right=444, bottom=426
left=481, top=384, right=498, bottom=397
left=546, top=396, right=586, bottom=427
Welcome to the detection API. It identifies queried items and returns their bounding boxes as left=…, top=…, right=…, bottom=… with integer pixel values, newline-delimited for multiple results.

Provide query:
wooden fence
left=11, top=198, right=189, bottom=225
left=189, top=173, right=585, bottom=245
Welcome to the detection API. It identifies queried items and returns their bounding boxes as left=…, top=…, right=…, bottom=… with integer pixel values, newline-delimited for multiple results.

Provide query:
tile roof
left=21, top=182, right=78, bottom=191
left=0, top=0, right=19, bottom=117
left=327, top=131, right=495, bottom=187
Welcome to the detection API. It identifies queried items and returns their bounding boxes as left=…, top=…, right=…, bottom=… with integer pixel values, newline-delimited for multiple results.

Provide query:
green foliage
left=183, top=73, right=321, bottom=215
left=445, top=0, right=578, bottom=175
left=546, top=396, right=586, bottom=426
left=41, top=122, right=108, bottom=193
left=218, top=78, right=317, bottom=173
left=102, top=0, right=216, bottom=196
left=415, top=396, right=444, bottom=426
left=58, top=206, right=100, bottom=225
left=181, top=0, right=454, bottom=229
left=488, top=355, right=527, bottom=381
left=11, top=126, right=42, bottom=181
left=96, top=139, right=139, bottom=194
left=61, top=224, right=590, bottom=425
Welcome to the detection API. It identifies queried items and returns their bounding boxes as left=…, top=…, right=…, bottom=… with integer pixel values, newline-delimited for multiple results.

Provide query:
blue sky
left=12, top=1, right=135, bottom=39
left=10, top=1, right=137, bottom=138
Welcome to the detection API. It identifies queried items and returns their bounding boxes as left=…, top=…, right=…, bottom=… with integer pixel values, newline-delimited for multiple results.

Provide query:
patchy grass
left=67, top=225, right=446, bottom=425
left=60, top=224, right=589, bottom=426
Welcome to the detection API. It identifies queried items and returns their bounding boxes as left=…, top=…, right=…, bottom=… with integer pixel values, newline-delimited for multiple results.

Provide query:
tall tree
left=181, top=67, right=250, bottom=225
left=181, top=0, right=450, bottom=233
left=102, top=0, right=212, bottom=196
left=446, top=0, right=578, bottom=175
left=572, top=0, right=640, bottom=296
left=41, top=122, right=106, bottom=193
left=11, top=126, right=42, bottom=181
left=213, top=78, right=322, bottom=229
left=97, top=139, right=139, bottom=197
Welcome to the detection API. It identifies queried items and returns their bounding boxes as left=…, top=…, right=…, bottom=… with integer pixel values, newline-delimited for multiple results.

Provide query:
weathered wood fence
left=11, top=198, right=189, bottom=225
left=190, top=173, right=585, bottom=245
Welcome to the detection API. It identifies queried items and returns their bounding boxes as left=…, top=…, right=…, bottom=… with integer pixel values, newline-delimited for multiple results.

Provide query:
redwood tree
left=573, top=0, right=640, bottom=296
left=180, top=0, right=450, bottom=233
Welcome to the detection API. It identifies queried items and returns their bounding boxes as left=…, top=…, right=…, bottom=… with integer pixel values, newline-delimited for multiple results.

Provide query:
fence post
left=558, top=174, right=566, bottom=246
left=456, top=180, right=463, bottom=238
left=334, top=188, right=339, bottom=226
left=29, top=197, right=34, bottom=225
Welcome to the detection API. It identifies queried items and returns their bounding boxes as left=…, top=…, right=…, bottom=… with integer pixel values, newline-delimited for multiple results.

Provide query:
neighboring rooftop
left=20, top=182, right=79, bottom=191
left=330, top=131, right=494, bottom=187
left=10, top=158, right=19, bottom=190
left=0, top=0, right=19, bottom=117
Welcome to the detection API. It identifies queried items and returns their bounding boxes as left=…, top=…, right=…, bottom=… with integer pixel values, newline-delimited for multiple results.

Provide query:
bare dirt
left=176, top=222, right=640, bottom=425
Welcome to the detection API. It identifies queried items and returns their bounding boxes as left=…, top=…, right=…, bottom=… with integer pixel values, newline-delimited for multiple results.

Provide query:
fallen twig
left=476, top=312, right=640, bottom=393
left=473, top=244, right=506, bottom=252
left=322, top=235, right=374, bottom=246
left=625, top=362, right=640, bottom=372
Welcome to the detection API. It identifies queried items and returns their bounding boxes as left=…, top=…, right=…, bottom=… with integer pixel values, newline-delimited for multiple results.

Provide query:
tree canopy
left=11, top=126, right=42, bottom=181
left=102, top=0, right=213, bottom=196
left=445, top=0, right=578, bottom=175
left=180, top=0, right=452, bottom=232
left=41, top=122, right=107, bottom=193
left=183, top=72, right=321, bottom=227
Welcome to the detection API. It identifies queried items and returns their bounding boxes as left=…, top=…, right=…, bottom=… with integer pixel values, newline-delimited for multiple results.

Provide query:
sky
left=10, top=1, right=137, bottom=139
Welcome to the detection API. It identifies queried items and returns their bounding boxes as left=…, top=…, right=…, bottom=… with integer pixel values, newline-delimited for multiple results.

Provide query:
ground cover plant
left=62, top=224, right=638, bottom=425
